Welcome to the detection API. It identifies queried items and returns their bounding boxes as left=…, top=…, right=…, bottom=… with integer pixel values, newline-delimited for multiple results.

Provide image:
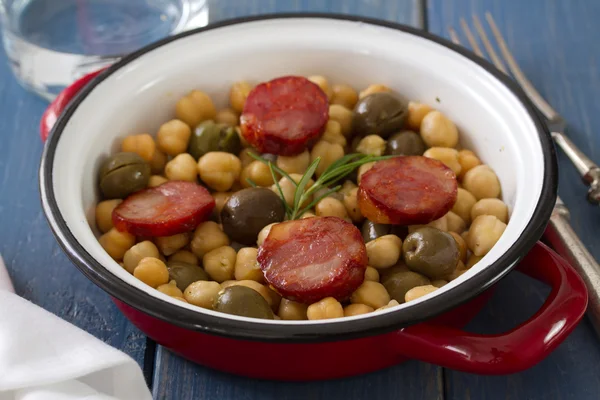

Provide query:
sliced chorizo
left=240, top=76, right=329, bottom=156
left=112, top=181, right=215, bottom=237
left=358, top=156, right=457, bottom=225
left=257, top=217, right=367, bottom=303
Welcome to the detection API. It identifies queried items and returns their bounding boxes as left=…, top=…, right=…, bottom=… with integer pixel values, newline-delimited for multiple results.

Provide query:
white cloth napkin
left=0, top=254, right=152, bottom=400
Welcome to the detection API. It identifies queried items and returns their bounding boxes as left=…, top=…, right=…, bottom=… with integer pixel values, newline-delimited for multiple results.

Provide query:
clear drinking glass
left=0, top=0, right=208, bottom=100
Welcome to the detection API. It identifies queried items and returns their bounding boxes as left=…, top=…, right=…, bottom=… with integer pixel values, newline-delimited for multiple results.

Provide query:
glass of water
left=0, top=0, right=208, bottom=100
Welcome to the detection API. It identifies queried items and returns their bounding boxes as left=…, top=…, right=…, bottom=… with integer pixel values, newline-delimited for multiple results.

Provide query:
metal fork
left=450, top=13, right=600, bottom=338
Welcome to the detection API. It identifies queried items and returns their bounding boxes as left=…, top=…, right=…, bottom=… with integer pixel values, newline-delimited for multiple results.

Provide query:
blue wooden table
left=2, top=0, right=600, bottom=399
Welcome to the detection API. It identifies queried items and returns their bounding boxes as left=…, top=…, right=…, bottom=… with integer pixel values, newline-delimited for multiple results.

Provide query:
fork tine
left=459, top=18, right=484, bottom=57
left=472, top=15, right=508, bottom=75
left=448, top=26, right=461, bottom=45
left=484, top=12, right=559, bottom=120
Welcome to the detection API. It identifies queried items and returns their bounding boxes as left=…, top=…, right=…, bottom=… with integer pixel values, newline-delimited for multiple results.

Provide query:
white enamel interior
left=50, top=18, right=544, bottom=325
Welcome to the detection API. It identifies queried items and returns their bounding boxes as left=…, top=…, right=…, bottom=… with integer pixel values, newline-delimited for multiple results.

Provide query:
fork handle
left=545, top=202, right=600, bottom=336
left=551, top=131, right=600, bottom=204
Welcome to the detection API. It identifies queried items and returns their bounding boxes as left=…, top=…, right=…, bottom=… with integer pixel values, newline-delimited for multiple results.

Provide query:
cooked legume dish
left=93, top=75, right=508, bottom=320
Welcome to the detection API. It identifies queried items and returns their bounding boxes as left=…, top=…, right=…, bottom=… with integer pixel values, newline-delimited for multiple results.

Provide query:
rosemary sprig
left=244, top=149, right=391, bottom=220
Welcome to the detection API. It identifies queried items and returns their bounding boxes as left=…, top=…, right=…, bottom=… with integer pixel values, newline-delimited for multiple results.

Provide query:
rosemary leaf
left=296, top=185, right=342, bottom=217
left=292, top=157, right=321, bottom=218
left=268, top=161, right=292, bottom=215
left=245, top=178, right=258, bottom=188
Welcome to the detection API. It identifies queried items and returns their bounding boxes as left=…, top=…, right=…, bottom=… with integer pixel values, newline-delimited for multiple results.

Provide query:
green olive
left=166, top=261, right=210, bottom=291
left=383, top=271, right=430, bottom=303
left=352, top=92, right=408, bottom=138
left=402, top=227, right=459, bottom=279
left=385, top=130, right=426, bottom=156
left=98, top=152, right=150, bottom=199
left=188, top=121, right=242, bottom=160
left=221, top=188, right=285, bottom=245
left=213, top=286, right=274, bottom=319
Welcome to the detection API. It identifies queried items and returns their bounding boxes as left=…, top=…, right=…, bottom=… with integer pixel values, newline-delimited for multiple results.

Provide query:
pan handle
left=40, top=69, right=106, bottom=142
left=390, top=242, right=588, bottom=375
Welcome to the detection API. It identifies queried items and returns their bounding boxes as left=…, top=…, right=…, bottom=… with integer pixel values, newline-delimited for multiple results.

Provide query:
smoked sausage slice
left=358, top=156, right=457, bottom=225
left=257, top=217, right=367, bottom=303
left=112, top=181, right=215, bottom=237
left=240, top=76, right=329, bottom=156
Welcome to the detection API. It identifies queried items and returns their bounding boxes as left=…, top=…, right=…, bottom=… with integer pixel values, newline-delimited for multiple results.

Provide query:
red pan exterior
left=114, top=243, right=587, bottom=379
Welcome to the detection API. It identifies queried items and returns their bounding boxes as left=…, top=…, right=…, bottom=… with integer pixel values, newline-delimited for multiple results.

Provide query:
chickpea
left=215, top=108, right=239, bottom=126
left=467, top=254, right=484, bottom=268
left=121, top=133, right=156, bottom=162
left=407, top=102, right=433, bottom=131
left=356, top=135, right=386, bottom=156
left=343, top=187, right=364, bottom=223
left=175, top=90, right=216, bottom=127
left=340, top=180, right=358, bottom=196
left=257, top=222, right=276, bottom=246
left=168, top=250, right=198, bottom=265
left=320, top=120, right=346, bottom=147
left=133, top=257, right=169, bottom=288
left=331, top=83, right=358, bottom=109
left=420, top=111, right=459, bottom=148
left=197, top=152, right=242, bottom=192
left=273, top=173, right=313, bottom=207
left=405, top=285, right=438, bottom=302
left=315, top=197, right=348, bottom=219
left=457, top=149, right=481, bottom=180
left=344, top=304, right=374, bottom=317
left=148, top=175, right=168, bottom=188
left=308, top=75, right=332, bottom=99
left=461, top=230, right=469, bottom=242
left=95, top=199, right=122, bottom=233
left=276, top=150, right=310, bottom=175
left=184, top=281, right=221, bottom=309
left=203, top=245, right=236, bottom=282
left=123, top=240, right=160, bottom=273
left=212, top=192, right=233, bottom=214
left=376, top=299, right=401, bottom=312
left=408, top=215, right=448, bottom=234
left=299, top=211, right=315, bottom=219
left=240, top=160, right=275, bottom=188
left=173, top=296, right=188, bottom=303
left=190, top=221, right=230, bottom=258
left=307, top=297, right=344, bottom=320
left=239, top=149, right=257, bottom=168
left=359, top=84, right=391, bottom=99
left=351, top=281, right=391, bottom=309
left=357, top=162, right=375, bottom=184
left=467, top=215, right=506, bottom=256
left=150, top=149, right=167, bottom=174
left=423, top=147, right=461, bottom=176
left=451, top=188, right=477, bottom=224
left=449, top=232, right=468, bottom=263
left=365, top=266, right=380, bottom=282
left=310, top=140, right=345, bottom=177
left=165, top=153, right=198, bottom=182
left=155, top=233, right=190, bottom=256
left=445, top=211, right=466, bottom=234
left=234, top=247, right=263, bottom=282
left=471, top=198, right=509, bottom=223
left=431, top=280, right=448, bottom=288
left=462, top=165, right=501, bottom=200
left=366, top=235, right=402, bottom=269
left=328, top=104, right=353, bottom=137
left=156, top=119, right=191, bottom=156
left=229, top=81, right=252, bottom=113
left=99, top=228, right=135, bottom=261
left=157, top=280, right=184, bottom=297
left=278, top=298, right=308, bottom=320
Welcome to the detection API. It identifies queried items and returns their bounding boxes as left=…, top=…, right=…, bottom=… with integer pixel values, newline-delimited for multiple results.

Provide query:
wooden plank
left=427, top=0, right=600, bottom=398
left=0, top=44, right=148, bottom=373
left=151, top=1, right=439, bottom=399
